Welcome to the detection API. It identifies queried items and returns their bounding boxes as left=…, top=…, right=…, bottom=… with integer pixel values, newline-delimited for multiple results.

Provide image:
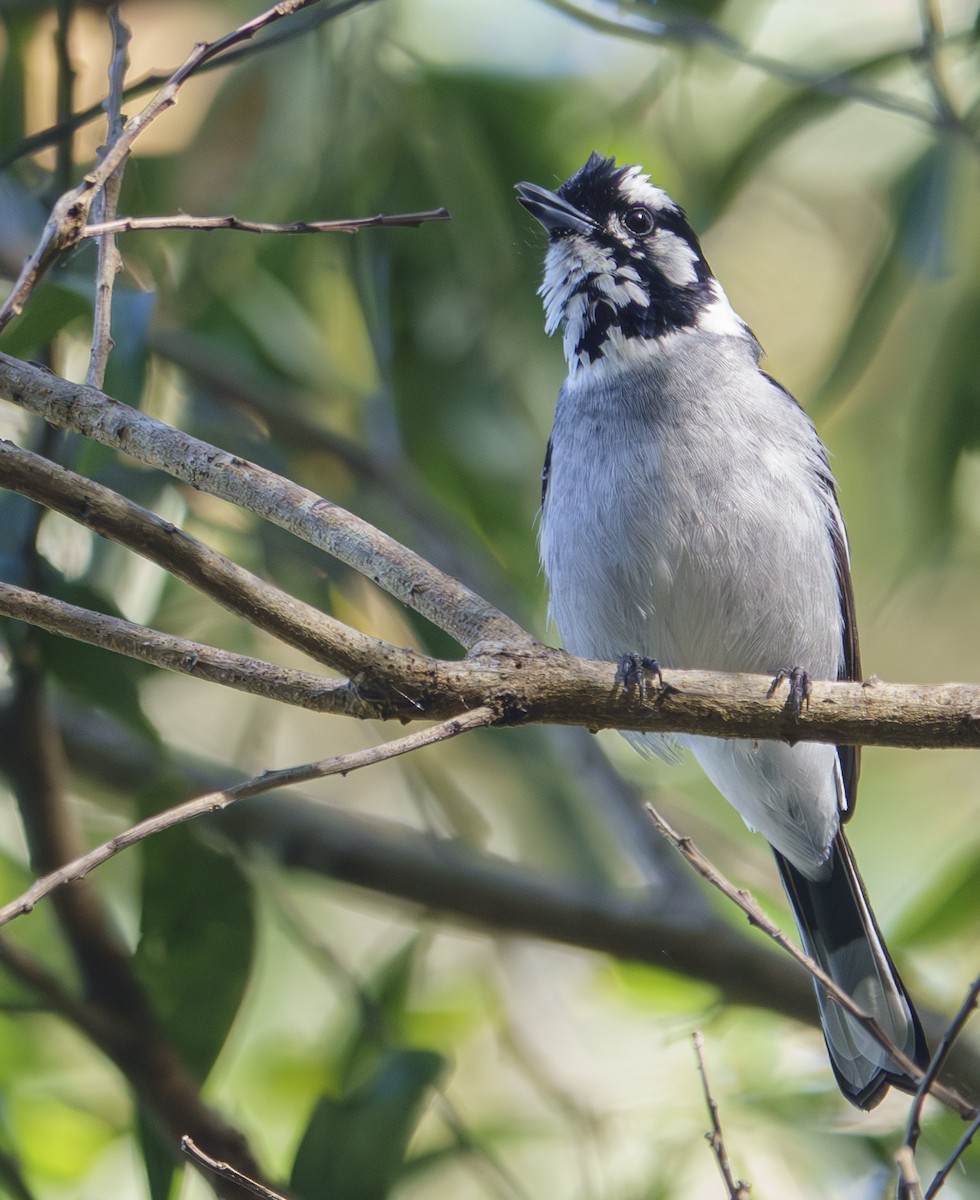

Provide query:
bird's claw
left=767, top=666, right=813, bottom=719
left=615, top=653, right=663, bottom=701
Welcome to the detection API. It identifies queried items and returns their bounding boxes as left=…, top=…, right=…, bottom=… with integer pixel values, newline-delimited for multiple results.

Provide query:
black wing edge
left=827, top=480, right=861, bottom=819
left=541, top=436, right=552, bottom=508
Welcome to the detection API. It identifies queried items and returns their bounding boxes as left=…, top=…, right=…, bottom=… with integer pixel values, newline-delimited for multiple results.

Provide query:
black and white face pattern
left=516, top=153, right=747, bottom=374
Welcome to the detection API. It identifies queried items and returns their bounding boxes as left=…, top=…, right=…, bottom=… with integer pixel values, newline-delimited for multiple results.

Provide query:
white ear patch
left=649, top=229, right=700, bottom=286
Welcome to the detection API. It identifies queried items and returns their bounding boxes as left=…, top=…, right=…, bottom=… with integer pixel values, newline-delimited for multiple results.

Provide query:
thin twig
left=895, top=1146, right=926, bottom=1200
left=81, top=208, right=450, bottom=239
left=86, top=5, right=131, bottom=390
left=644, top=803, right=974, bottom=1118
left=0, top=706, right=496, bottom=931
left=902, top=974, right=980, bottom=1169
left=693, top=1032, right=750, bottom=1200
left=181, top=1137, right=289, bottom=1200
left=925, top=1112, right=980, bottom=1198
left=0, top=583, right=368, bottom=716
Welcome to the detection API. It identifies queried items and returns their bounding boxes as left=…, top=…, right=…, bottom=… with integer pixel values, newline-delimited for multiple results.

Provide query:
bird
left=515, top=152, right=929, bottom=1109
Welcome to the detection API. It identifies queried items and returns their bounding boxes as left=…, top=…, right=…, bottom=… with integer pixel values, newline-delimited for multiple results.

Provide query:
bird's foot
left=766, top=665, right=813, bottom=719
left=615, top=653, right=663, bottom=702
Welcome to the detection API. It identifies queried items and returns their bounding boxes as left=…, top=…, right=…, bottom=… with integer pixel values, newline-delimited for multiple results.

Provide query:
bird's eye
left=623, top=206, right=655, bottom=236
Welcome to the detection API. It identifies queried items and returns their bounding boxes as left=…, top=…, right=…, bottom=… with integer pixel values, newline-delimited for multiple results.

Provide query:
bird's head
left=516, top=152, right=747, bottom=373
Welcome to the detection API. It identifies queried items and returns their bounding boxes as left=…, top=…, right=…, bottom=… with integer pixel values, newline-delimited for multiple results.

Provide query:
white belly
left=539, top=351, right=846, bottom=876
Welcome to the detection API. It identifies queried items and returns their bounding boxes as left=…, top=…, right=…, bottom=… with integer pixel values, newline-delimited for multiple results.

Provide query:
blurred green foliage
left=0, top=1, right=979, bottom=1198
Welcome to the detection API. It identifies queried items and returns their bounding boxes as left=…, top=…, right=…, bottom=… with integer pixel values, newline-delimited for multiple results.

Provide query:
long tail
left=774, top=832, right=929, bottom=1109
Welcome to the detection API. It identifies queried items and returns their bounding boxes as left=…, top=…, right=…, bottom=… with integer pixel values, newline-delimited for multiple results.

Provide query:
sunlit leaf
left=894, top=841, right=980, bottom=946
left=290, top=1048, right=445, bottom=1200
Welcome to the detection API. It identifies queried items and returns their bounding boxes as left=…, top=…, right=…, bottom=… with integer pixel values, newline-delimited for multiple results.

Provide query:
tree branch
left=0, top=437, right=432, bottom=686
left=693, top=1032, right=750, bottom=1200
left=0, top=706, right=497, bottom=932
left=900, top=973, right=980, bottom=1197
left=2, top=359, right=980, bottom=748
left=645, top=803, right=974, bottom=1118
left=81, top=208, right=451, bottom=239
left=181, top=1138, right=289, bottom=1200
left=925, top=1111, right=980, bottom=1197
left=0, top=354, right=527, bottom=651
left=0, top=583, right=364, bottom=714
left=85, top=5, right=131, bottom=390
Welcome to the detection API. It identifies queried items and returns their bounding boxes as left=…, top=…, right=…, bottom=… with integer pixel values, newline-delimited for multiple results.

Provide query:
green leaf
left=290, top=1048, right=445, bottom=1200
left=0, top=13, right=32, bottom=154
left=136, top=1109, right=176, bottom=1200
left=133, top=809, right=255, bottom=1082
left=0, top=278, right=92, bottom=360
left=336, top=937, right=421, bottom=1088
left=895, top=841, right=980, bottom=946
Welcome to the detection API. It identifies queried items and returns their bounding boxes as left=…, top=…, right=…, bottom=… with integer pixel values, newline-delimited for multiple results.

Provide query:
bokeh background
left=1, top=0, right=979, bottom=1197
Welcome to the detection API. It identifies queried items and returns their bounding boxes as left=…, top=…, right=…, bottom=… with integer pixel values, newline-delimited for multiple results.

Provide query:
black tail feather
left=775, top=832, right=929, bottom=1109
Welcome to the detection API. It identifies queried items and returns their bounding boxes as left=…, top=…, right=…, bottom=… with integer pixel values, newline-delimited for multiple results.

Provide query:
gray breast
left=539, top=334, right=844, bottom=681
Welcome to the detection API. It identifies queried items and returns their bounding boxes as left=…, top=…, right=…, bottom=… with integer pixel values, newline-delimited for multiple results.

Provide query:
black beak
left=515, top=181, right=597, bottom=236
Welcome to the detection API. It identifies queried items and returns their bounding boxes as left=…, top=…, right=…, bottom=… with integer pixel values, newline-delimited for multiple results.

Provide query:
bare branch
left=181, top=1138, right=288, bottom=1200
left=0, top=355, right=531, bottom=651
left=0, top=583, right=365, bottom=715
left=82, top=207, right=451, bottom=239
left=0, top=706, right=496, bottom=931
left=85, top=5, right=132, bottom=390
left=693, top=1032, right=750, bottom=1200
left=895, top=1146, right=925, bottom=1200
left=2, top=375, right=980, bottom=747
left=903, top=974, right=980, bottom=1166
left=925, top=1112, right=980, bottom=1197
left=645, top=803, right=975, bottom=1119
left=0, top=437, right=433, bottom=685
